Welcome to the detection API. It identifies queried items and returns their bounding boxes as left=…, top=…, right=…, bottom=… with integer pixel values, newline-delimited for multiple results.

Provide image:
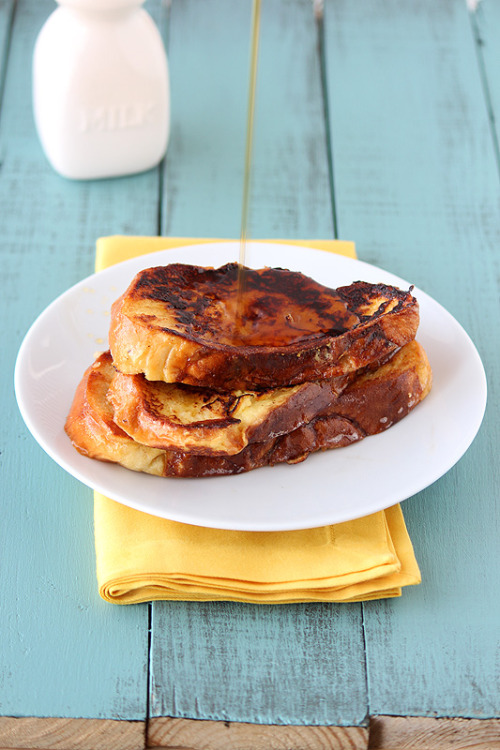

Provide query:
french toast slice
left=64, top=351, right=167, bottom=476
left=108, top=367, right=349, bottom=456
left=65, top=342, right=432, bottom=478
left=109, top=263, right=419, bottom=390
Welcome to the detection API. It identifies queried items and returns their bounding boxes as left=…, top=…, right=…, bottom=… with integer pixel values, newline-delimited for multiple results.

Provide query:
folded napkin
left=93, top=235, right=421, bottom=604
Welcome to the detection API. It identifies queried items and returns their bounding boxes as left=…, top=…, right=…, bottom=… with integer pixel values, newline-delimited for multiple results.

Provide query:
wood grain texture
left=368, top=716, right=500, bottom=749
left=151, top=0, right=367, bottom=727
left=0, top=0, right=167, bottom=720
left=0, top=717, right=145, bottom=750
left=323, top=0, right=500, bottom=719
left=148, top=717, right=369, bottom=750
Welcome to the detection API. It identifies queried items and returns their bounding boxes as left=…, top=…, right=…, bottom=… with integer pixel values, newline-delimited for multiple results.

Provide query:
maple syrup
left=231, top=2, right=356, bottom=349
left=135, top=263, right=360, bottom=348
left=236, top=0, right=262, bottom=324
left=225, top=266, right=360, bottom=347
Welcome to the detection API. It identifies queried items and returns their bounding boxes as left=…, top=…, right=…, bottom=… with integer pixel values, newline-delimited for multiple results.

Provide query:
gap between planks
left=1, top=715, right=500, bottom=750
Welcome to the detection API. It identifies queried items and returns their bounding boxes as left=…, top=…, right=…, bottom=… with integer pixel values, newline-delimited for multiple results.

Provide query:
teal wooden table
left=2, top=1, right=499, bottom=749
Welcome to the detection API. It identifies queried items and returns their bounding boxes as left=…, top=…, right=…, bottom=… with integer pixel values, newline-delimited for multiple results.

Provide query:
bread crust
left=65, top=342, right=432, bottom=478
left=109, top=264, right=420, bottom=390
left=108, top=368, right=349, bottom=456
left=64, top=353, right=167, bottom=476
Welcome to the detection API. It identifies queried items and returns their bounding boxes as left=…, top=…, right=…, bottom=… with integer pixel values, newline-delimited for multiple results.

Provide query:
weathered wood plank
left=151, top=0, right=367, bottom=727
left=368, top=716, right=500, bottom=749
left=151, top=602, right=368, bottom=725
left=149, top=717, right=369, bottom=750
left=471, top=0, right=500, bottom=166
left=323, top=0, right=500, bottom=719
left=0, top=0, right=167, bottom=720
left=0, top=717, right=145, bottom=750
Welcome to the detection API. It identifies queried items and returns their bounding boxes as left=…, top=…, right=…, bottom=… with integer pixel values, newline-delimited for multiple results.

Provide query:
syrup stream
left=236, top=0, right=262, bottom=323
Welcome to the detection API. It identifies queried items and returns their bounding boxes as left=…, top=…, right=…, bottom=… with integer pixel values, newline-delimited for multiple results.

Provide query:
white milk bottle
left=33, top=0, right=170, bottom=180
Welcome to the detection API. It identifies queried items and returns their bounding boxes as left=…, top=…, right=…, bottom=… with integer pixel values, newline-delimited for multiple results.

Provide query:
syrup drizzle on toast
left=236, top=0, right=262, bottom=336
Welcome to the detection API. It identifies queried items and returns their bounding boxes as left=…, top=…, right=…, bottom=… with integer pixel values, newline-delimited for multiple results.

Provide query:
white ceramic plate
left=15, top=241, right=487, bottom=530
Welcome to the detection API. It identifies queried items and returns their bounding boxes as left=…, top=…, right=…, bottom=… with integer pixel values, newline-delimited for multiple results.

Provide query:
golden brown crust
left=64, top=342, right=432, bottom=478
left=325, top=340, right=432, bottom=433
left=64, top=353, right=167, bottom=476
left=108, top=367, right=349, bottom=456
left=108, top=264, right=420, bottom=389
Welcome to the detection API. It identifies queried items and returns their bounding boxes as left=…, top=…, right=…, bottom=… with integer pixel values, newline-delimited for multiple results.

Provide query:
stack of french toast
left=65, top=262, right=432, bottom=478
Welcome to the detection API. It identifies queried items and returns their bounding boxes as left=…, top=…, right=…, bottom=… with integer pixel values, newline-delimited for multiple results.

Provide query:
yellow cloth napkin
left=94, top=235, right=357, bottom=271
left=93, top=235, right=421, bottom=604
